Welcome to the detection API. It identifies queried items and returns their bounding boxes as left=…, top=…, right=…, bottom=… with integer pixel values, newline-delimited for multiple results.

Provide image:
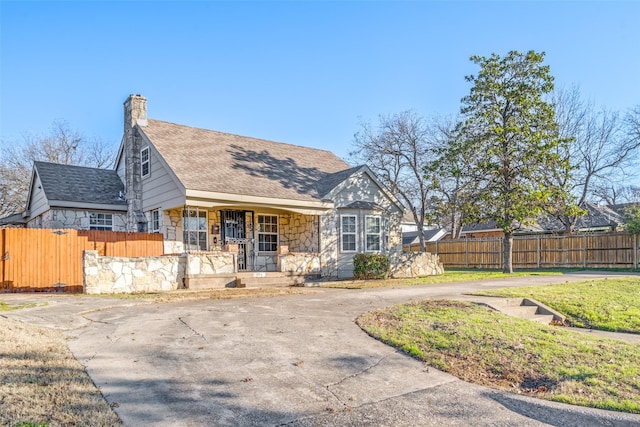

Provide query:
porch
left=159, top=206, right=324, bottom=273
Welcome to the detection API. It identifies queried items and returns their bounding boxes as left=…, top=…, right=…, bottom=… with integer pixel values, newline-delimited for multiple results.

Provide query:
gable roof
left=318, top=164, right=404, bottom=212
left=32, top=161, right=126, bottom=207
left=138, top=119, right=351, bottom=203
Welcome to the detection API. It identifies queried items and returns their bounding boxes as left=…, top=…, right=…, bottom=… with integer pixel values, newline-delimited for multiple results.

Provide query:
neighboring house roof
left=32, top=161, right=126, bottom=207
left=138, top=119, right=351, bottom=203
left=456, top=201, right=624, bottom=236
left=402, top=228, right=447, bottom=246
left=610, top=202, right=640, bottom=217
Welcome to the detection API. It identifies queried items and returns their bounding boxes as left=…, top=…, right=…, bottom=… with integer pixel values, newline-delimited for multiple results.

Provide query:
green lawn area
left=357, top=299, right=640, bottom=414
left=321, top=269, right=562, bottom=289
left=470, top=278, right=640, bottom=334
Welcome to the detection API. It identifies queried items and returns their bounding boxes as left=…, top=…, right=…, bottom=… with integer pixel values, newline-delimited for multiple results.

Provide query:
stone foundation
left=390, top=252, right=444, bottom=278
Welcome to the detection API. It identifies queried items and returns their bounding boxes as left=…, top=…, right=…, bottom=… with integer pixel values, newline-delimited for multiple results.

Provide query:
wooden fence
left=409, top=232, right=639, bottom=270
left=0, top=228, right=164, bottom=293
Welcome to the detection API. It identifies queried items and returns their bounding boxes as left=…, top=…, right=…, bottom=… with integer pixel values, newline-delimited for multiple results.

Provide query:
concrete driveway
left=3, top=272, right=640, bottom=426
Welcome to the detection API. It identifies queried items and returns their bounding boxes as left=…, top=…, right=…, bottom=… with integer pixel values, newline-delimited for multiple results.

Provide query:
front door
left=221, top=210, right=253, bottom=271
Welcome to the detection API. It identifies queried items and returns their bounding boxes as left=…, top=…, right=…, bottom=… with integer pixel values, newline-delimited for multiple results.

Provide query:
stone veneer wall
left=319, top=210, right=339, bottom=278
left=279, top=213, right=318, bottom=252
left=389, top=252, right=444, bottom=278
left=84, top=250, right=236, bottom=294
left=186, top=252, right=235, bottom=275
left=278, top=252, right=321, bottom=275
left=27, top=209, right=127, bottom=231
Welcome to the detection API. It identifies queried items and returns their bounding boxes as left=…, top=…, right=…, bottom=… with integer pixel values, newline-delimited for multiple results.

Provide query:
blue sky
left=1, top=1, right=639, bottom=165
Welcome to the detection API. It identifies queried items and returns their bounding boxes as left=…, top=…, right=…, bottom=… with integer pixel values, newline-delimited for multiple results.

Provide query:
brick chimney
left=123, top=94, right=148, bottom=232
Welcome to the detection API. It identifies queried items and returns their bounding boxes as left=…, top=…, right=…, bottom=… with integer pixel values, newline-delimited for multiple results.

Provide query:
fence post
left=466, top=238, right=469, bottom=268
left=635, top=234, right=638, bottom=270
left=498, top=238, right=502, bottom=270
left=583, top=234, right=588, bottom=269
left=537, top=235, right=541, bottom=269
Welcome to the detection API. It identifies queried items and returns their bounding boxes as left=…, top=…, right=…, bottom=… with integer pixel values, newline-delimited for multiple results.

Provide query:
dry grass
left=0, top=317, right=122, bottom=427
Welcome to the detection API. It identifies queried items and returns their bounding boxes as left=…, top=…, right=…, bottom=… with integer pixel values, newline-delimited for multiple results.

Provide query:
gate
left=221, top=210, right=254, bottom=271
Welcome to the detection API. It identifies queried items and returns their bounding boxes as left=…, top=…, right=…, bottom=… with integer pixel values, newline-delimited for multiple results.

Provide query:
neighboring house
left=11, top=94, right=404, bottom=279
left=22, top=162, right=127, bottom=230
left=402, top=228, right=447, bottom=247
left=444, top=201, right=624, bottom=239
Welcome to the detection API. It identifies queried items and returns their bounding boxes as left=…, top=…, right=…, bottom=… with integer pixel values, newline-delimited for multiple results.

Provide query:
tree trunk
left=503, top=232, right=513, bottom=273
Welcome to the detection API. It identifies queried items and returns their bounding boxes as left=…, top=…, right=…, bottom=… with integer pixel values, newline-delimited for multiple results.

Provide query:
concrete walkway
left=2, top=272, right=640, bottom=426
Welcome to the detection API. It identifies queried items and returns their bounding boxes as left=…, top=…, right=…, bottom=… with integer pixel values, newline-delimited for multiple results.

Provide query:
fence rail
left=1, top=228, right=164, bottom=292
left=408, top=232, right=639, bottom=270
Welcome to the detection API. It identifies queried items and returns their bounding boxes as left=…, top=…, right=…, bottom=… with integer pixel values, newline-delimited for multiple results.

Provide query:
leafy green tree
left=624, top=204, right=640, bottom=235
left=455, top=50, right=577, bottom=273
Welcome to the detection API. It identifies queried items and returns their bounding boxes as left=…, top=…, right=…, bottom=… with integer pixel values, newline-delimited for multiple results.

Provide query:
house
left=23, top=162, right=127, bottom=230
left=445, top=201, right=624, bottom=239
left=16, top=94, right=405, bottom=279
left=402, top=229, right=447, bottom=247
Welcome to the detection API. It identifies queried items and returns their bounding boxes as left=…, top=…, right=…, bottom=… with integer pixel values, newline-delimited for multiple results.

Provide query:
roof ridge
left=146, top=118, right=343, bottom=157
left=34, top=160, right=110, bottom=172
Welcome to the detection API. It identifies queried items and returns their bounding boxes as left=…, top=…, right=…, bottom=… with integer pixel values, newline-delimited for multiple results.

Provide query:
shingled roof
left=33, top=161, right=126, bottom=206
left=139, top=119, right=351, bottom=202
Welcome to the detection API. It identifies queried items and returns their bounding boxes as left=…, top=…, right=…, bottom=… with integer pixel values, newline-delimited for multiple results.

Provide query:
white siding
left=116, top=154, right=125, bottom=183
left=27, top=174, right=50, bottom=219
left=141, top=143, right=185, bottom=210
left=321, top=171, right=403, bottom=279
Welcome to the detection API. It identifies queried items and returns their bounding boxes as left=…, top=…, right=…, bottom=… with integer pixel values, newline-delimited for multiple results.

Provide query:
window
left=341, top=215, right=357, bottom=252
left=151, top=210, right=160, bottom=233
left=258, top=214, right=278, bottom=252
left=90, top=213, right=113, bottom=231
left=141, top=147, right=150, bottom=178
left=183, top=208, right=207, bottom=251
left=365, top=216, right=382, bottom=252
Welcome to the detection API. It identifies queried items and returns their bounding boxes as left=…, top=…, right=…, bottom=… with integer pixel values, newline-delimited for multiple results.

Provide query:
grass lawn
left=357, top=300, right=640, bottom=414
left=469, top=278, right=640, bottom=334
left=320, top=269, right=562, bottom=289
left=0, top=317, right=122, bottom=427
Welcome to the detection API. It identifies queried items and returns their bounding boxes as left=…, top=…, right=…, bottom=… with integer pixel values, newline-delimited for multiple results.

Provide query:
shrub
left=353, top=253, right=390, bottom=280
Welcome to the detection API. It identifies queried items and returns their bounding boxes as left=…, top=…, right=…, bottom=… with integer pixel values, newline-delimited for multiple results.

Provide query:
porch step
left=185, top=274, right=238, bottom=290
left=476, top=297, right=565, bottom=325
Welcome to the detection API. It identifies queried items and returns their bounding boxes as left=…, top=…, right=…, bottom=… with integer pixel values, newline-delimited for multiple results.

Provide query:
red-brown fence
left=0, top=228, right=164, bottom=293
left=408, top=232, right=640, bottom=270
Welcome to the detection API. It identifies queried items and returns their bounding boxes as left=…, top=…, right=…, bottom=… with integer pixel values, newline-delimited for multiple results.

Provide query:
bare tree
left=352, top=111, right=436, bottom=252
left=425, top=117, right=480, bottom=239
left=592, top=183, right=640, bottom=205
left=0, top=120, right=116, bottom=218
left=548, top=88, right=640, bottom=231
